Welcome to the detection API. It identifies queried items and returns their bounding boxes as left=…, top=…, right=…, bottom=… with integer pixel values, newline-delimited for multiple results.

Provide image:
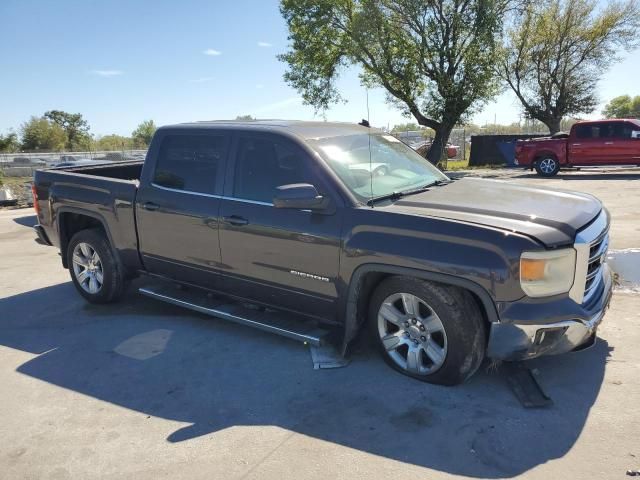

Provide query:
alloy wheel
left=377, top=292, right=448, bottom=375
left=539, top=158, right=557, bottom=174
left=72, top=242, right=104, bottom=294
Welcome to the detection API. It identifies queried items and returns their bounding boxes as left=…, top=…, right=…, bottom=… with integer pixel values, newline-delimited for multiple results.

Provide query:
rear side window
left=153, top=134, right=228, bottom=194
left=233, top=136, right=315, bottom=203
left=575, top=124, right=602, bottom=139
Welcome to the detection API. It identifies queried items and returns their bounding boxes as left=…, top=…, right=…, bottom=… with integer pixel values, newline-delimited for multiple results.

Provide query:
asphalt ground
left=1, top=167, right=639, bottom=479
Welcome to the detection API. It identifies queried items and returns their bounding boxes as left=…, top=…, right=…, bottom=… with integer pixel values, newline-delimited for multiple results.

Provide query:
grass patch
left=444, top=158, right=469, bottom=171
left=0, top=175, right=32, bottom=188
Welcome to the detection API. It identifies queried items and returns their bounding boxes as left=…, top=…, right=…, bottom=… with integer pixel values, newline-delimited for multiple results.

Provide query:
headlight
left=520, top=249, right=576, bottom=297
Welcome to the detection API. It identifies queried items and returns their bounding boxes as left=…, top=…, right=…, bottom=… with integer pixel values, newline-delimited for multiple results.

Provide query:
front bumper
left=487, top=264, right=613, bottom=361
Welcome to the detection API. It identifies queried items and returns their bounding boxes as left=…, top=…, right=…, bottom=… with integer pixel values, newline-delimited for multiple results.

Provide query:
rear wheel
left=68, top=228, right=127, bottom=304
left=535, top=156, right=560, bottom=177
left=369, top=276, right=486, bottom=385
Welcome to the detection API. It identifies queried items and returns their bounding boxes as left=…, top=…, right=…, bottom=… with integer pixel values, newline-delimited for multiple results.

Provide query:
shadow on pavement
left=0, top=281, right=611, bottom=478
left=12, top=215, right=37, bottom=228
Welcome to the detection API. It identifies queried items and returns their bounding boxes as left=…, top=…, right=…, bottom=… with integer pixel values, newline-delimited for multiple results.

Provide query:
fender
left=56, top=206, right=118, bottom=269
left=341, top=263, right=499, bottom=355
left=534, top=149, right=566, bottom=165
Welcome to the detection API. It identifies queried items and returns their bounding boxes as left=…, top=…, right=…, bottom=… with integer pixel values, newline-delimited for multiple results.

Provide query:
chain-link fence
left=390, top=128, right=469, bottom=169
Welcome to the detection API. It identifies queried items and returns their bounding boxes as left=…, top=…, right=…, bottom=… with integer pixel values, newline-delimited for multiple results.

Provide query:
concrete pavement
left=1, top=170, right=639, bottom=479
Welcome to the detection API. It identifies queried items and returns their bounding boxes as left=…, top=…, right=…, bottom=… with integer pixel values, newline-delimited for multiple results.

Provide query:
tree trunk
left=426, top=124, right=454, bottom=166
left=543, top=117, right=562, bottom=135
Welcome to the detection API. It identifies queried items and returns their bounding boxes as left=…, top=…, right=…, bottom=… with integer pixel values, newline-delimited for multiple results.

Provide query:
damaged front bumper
left=487, top=264, right=613, bottom=361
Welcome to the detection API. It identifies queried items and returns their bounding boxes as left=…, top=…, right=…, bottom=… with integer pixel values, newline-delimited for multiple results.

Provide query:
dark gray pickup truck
left=32, top=120, right=613, bottom=385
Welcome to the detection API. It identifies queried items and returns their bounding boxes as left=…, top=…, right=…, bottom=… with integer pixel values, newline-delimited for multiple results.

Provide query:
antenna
left=366, top=88, right=373, bottom=208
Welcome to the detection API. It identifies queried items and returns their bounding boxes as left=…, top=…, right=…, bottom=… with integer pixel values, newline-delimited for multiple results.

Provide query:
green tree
left=44, top=110, right=92, bottom=150
left=235, top=115, right=255, bottom=120
left=602, top=95, right=640, bottom=119
left=497, top=0, right=640, bottom=134
left=0, top=131, right=20, bottom=153
left=279, top=0, right=507, bottom=164
left=131, top=120, right=157, bottom=148
left=391, top=122, right=421, bottom=133
left=95, top=134, right=134, bottom=151
left=21, top=117, right=67, bottom=151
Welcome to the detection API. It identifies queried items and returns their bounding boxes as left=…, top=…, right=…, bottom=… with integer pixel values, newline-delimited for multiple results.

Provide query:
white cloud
left=257, top=41, right=272, bottom=48
left=191, top=77, right=215, bottom=83
left=203, top=48, right=222, bottom=56
left=90, top=69, right=123, bottom=77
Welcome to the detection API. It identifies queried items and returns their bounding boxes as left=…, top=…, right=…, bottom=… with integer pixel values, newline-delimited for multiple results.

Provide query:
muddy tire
left=369, top=276, right=486, bottom=386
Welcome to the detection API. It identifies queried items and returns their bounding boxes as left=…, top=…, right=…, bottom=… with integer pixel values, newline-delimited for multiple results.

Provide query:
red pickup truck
left=515, top=119, right=640, bottom=177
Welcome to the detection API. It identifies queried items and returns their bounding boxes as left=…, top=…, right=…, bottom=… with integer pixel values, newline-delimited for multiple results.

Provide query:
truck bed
left=47, top=160, right=144, bottom=181
left=32, top=160, right=144, bottom=274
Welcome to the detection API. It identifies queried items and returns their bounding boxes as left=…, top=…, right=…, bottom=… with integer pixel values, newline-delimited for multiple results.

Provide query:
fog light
left=533, top=327, right=568, bottom=348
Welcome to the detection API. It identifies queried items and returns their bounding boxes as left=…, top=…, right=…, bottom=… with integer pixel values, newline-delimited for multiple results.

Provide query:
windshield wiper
left=366, top=191, right=405, bottom=205
left=366, top=179, right=452, bottom=206
left=400, top=179, right=452, bottom=195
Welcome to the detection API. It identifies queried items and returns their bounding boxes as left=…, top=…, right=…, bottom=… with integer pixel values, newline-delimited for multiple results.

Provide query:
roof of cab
left=575, top=118, right=640, bottom=125
left=160, top=119, right=381, bottom=140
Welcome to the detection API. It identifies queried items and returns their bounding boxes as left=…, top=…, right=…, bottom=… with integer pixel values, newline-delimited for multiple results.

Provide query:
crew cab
left=516, top=119, right=640, bottom=176
left=32, top=121, right=612, bottom=385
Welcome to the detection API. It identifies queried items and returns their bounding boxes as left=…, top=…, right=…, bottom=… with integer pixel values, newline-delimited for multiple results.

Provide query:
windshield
left=308, top=133, right=448, bottom=202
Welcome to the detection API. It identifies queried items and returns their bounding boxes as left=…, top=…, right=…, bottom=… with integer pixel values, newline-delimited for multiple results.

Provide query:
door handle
left=223, top=215, right=249, bottom=226
left=142, top=202, right=159, bottom=211
left=604, top=142, right=614, bottom=145
left=572, top=143, right=582, bottom=146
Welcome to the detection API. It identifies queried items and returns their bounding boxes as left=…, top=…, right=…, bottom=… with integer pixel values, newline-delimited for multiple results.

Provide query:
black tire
left=67, top=228, right=127, bottom=304
left=368, top=276, right=486, bottom=386
left=534, top=156, right=560, bottom=177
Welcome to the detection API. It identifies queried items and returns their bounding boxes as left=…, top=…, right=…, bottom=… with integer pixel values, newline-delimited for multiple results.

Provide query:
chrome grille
left=570, top=210, right=609, bottom=305
left=584, top=230, right=608, bottom=300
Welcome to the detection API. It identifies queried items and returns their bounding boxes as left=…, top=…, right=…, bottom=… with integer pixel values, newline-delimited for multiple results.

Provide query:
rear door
left=136, top=129, right=230, bottom=287
left=570, top=123, right=616, bottom=165
left=217, top=132, right=343, bottom=320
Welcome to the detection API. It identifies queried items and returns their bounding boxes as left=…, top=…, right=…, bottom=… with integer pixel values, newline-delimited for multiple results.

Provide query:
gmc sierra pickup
left=516, top=118, right=640, bottom=176
left=32, top=120, right=613, bottom=385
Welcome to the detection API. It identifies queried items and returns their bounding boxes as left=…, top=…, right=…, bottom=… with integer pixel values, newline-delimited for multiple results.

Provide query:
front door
left=610, top=121, right=640, bottom=164
left=136, top=131, right=230, bottom=288
left=217, top=132, right=343, bottom=321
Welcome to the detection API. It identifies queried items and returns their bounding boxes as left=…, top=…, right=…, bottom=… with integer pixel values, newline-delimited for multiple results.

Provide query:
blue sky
left=1, top=0, right=638, bottom=136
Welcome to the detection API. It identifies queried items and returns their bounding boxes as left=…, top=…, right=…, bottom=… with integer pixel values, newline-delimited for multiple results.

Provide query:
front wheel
left=369, top=276, right=486, bottom=385
left=535, top=156, right=560, bottom=177
left=67, top=228, right=127, bottom=304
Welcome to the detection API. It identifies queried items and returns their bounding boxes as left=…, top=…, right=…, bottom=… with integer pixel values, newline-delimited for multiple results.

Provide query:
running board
left=139, top=285, right=331, bottom=347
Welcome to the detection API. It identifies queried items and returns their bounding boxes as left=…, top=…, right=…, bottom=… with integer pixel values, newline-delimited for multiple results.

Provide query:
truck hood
left=387, top=178, right=601, bottom=246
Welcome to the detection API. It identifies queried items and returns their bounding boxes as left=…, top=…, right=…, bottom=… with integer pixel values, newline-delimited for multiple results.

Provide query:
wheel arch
left=57, top=208, right=116, bottom=269
left=533, top=151, right=560, bottom=163
left=341, top=264, right=498, bottom=354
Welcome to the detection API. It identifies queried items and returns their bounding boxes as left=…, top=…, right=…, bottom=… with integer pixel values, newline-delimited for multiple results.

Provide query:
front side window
left=153, top=134, right=228, bottom=194
left=611, top=122, right=634, bottom=139
left=308, top=133, right=448, bottom=202
left=233, top=136, right=314, bottom=203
